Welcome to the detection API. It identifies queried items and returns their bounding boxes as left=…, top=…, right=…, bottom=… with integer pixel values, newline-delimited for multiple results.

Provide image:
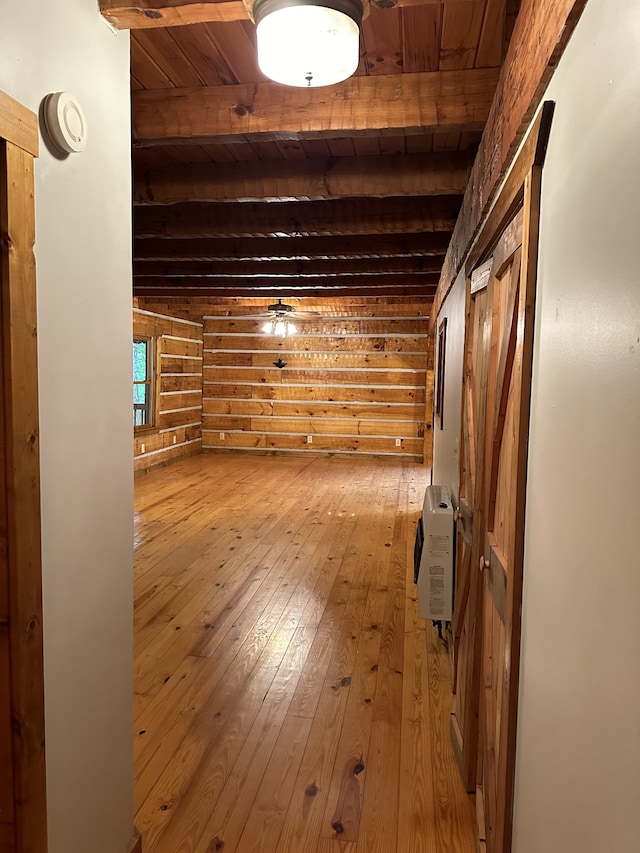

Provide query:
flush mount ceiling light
left=254, top=0, right=363, bottom=88
left=261, top=299, right=299, bottom=337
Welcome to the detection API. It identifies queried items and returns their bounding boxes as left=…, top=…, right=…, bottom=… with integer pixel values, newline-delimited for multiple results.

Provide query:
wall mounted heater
left=415, top=485, right=454, bottom=622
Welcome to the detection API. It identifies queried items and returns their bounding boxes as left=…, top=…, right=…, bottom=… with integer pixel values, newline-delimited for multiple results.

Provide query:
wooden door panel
left=491, top=270, right=522, bottom=566
left=493, top=369, right=519, bottom=562
left=477, top=195, right=535, bottom=853
left=481, top=581, right=507, bottom=851
left=450, top=282, right=490, bottom=790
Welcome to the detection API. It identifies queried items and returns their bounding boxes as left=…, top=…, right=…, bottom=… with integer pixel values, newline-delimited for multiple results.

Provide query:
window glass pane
left=133, top=340, right=149, bottom=383
left=133, top=384, right=147, bottom=405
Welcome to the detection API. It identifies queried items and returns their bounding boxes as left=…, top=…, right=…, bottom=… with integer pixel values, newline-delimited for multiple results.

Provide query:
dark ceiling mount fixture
left=261, top=299, right=299, bottom=337
left=253, top=0, right=364, bottom=88
left=273, top=357, right=288, bottom=369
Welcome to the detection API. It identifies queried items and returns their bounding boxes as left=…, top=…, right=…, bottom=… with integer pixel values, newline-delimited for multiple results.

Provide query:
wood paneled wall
left=135, top=297, right=432, bottom=462
left=133, top=307, right=203, bottom=473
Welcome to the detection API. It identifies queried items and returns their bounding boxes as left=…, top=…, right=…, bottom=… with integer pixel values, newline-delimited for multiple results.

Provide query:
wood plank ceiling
left=101, top=0, right=518, bottom=303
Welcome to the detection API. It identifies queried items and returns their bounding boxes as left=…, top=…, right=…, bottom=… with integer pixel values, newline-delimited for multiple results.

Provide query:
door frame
left=0, top=89, right=47, bottom=853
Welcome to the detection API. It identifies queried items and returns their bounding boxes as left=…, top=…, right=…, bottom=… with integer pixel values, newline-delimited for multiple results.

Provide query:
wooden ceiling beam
left=134, top=197, right=460, bottom=238
left=134, top=257, right=444, bottom=276
left=134, top=272, right=440, bottom=286
left=133, top=283, right=438, bottom=298
left=101, top=0, right=454, bottom=30
left=133, top=233, right=453, bottom=261
left=134, top=294, right=431, bottom=311
left=132, top=69, right=499, bottom=147
left=135, top=151, right=472, bottom=204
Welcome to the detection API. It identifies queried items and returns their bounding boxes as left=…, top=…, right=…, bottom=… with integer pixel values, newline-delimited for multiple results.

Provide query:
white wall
left=0, top=3, right=134, bottom=852
left=431, top=270, right=466, bottom=504
left=513, top=0, right=640, bottom=850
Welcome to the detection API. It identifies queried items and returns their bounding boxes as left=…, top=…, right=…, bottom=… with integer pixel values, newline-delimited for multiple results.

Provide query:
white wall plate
left=43, top=92, right=87, bottom=154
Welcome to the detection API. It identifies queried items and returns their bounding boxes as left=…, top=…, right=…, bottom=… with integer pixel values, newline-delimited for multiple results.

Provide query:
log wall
left=133, top=307, right=203, bottom=472
left=134, top=297, right=432, bottom=462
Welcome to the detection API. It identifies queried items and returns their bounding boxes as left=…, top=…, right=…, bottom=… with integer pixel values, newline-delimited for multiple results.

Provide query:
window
left=133, top=336, right=157, bottom=429
left=434, top=317, right=447, bottom=430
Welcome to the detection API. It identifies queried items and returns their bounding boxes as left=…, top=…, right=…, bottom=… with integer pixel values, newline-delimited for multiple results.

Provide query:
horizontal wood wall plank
left=134, top=424, right=201, bottom=456
left=161, top=355, right=203, bottom=374
left=204, top=351, right=427, bottom=370
left=158, top=407, right=203, bottom=430
left=159, top=391, right=202, bottom=409
left=202, top=414, right=423, bottom=438
left=134, top=439, right=200, bottom=473
left=161, top=337, right=202, bottom=357
left=203, top=367, right=426, bottom=386
left=202, top=399, right=424, bottom=420
left=203, top=384, right=425, bottom=404
left=202, top=432, right=424, bottom=455
left=160, top=375, right=202, bottom=392
left=132, top=69, right=500, bottom=146
left=133, top=308, right=203, bottom=339
left=203, top=318, right=430, bottom=335
left=204, top=335, right=428, bottom=353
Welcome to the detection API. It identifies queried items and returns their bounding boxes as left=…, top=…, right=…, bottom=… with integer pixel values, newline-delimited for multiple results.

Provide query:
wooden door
left=476, top=195, right=536, bottom=853
left=450, top=258, right=493, bottom=792
left=447, top=103, right=549, bottom=851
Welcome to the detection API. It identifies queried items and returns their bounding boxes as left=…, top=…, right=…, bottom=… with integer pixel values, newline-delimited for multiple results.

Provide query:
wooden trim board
left=0, top=90, right=47, bottom=853
left=0, top=90, right=38, bottom=157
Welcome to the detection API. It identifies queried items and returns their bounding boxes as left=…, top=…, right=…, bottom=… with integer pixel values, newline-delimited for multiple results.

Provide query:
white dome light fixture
left=254, top=0, right=363, bottom=88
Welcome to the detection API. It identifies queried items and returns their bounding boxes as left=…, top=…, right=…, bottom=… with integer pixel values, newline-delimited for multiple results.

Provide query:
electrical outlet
left=173, top=435, right=177, bottom=445
left=141, top=443, right=145, bottom=453
left=220, top=432, right=225, bottom=440
left=307, top=435, right=313, bottom=444
left=395, top=438, right=402, bottom=447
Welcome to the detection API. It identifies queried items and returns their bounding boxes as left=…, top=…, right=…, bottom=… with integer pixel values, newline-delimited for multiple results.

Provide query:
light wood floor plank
left=133, top=454, right=475, bottom=853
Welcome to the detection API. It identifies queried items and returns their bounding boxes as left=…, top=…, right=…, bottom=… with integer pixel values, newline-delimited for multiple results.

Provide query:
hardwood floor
left=134, top=453, right=476, bottom=853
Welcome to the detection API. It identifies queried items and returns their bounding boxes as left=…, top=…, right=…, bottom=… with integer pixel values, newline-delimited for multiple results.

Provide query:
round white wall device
left=43, top=92, right=88, bottom=154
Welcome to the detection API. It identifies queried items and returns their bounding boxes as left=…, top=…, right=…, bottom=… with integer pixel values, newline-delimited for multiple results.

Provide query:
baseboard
left=128, top=829, right=142, bottom=853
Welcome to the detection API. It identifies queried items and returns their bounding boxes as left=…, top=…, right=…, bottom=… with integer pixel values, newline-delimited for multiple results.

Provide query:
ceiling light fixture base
left=254, top=0, right=363, bottom=88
